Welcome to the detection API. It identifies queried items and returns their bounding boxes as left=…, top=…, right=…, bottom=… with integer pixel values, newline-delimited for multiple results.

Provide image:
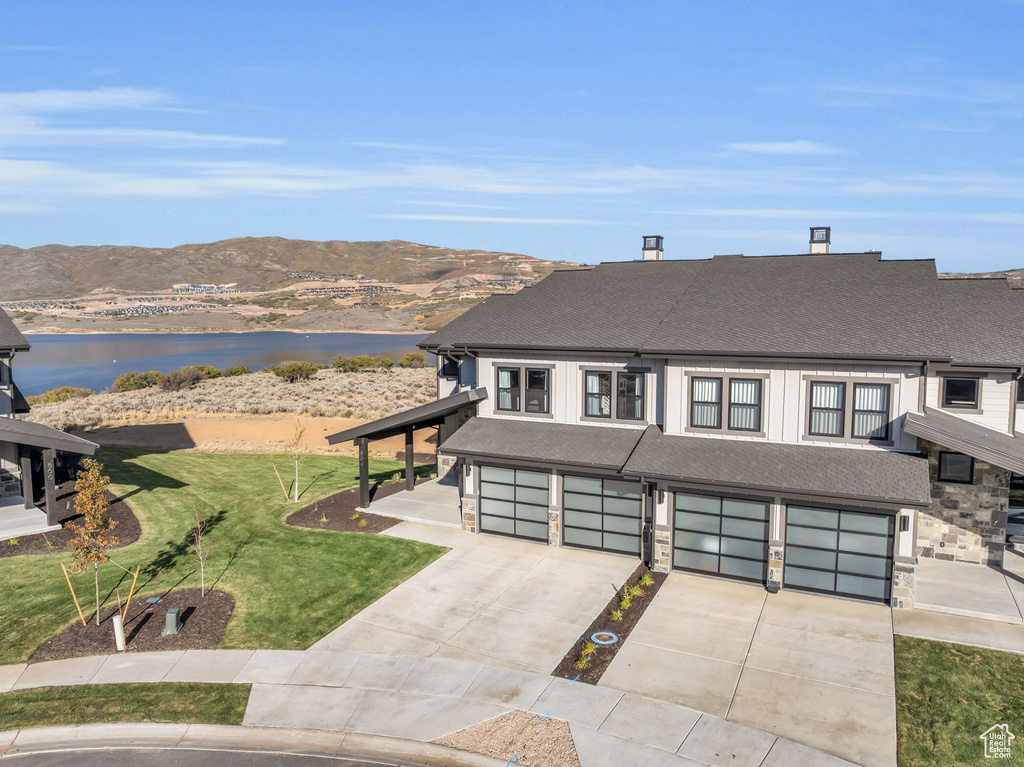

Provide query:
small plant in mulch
left=285, top=475, right=434, bottom=534
left=552, top=564, right=668, bottom=685
left=391, top=472, right=402, bottom=483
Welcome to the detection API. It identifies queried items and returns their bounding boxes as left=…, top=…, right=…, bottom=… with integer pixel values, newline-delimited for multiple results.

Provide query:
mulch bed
left=0, top=480, right=140, bottom=560
left=551, top=564, right=668, bottom=685
left=286, top=475, right=432, bottom=533
left=31, top=588, right=234, bottom=662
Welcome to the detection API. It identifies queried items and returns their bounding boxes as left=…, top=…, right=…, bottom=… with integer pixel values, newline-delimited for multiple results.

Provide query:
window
left=1017, top=379, right=1024, bottom=405
left=809, top=382, right=846, bottom=437
left=942, top=377, right=979, bottom=409
left=691, top=377, right=722, bottom=428
left=729, top=379, right=762, bottom=432
left=616, top=372, right=645, bottom=420
left=1009, top=474, right=1024, bottom=538
left=497, top=367, right=520, bottom=411
left=524, top=369, right=550, bottom=414
left=440, top=355, right=459, bottom=377
left=852, top=383, right=890, bottom=440
left=938, top=452, right=974, bottom=484
left=584, top=371, right=612, bottom=418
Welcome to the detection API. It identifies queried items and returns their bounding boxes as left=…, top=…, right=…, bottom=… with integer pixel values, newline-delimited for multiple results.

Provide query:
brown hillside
left=0, top=237, right=559, bottom=299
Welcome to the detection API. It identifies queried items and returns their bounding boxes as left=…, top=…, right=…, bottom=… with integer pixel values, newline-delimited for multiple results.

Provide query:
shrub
left=187, top=365, right=221, bottom=379
left=331, top=355, right=360, bottom=372
left=639, top=573, right=655, bottom=587
left=271, top=361, right=323, bottom=383
left=27, top=386, right=95, bottom=405
left=609, top=609, right=623, bottom=622
left=573, top=654, right=591, bottom=671
left=398, top=352, right=426, bottom=368
left=112, top=370, right=162, bottom=393
left=158, top=367, right=205, bottom=392
left=222, top=365, right=252, bottom=377
left=332, top=354, right=394, bottom=371
left=619, top=595, right=632, bottom=610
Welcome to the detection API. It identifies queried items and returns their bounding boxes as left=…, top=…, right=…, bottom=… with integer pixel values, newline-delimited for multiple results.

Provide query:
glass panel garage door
left=784, top=506, right=894, bottom=602
left=673, top=493, right=769, bottom=583
left=479, top=465, right=549, bottom=542
left=563, top=476, right=643, bottom=556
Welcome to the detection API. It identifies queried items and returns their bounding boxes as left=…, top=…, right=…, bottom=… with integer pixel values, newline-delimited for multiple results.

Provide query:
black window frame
left=690, top=376, right=723, bottom=429
left=583, top=370, right=612, bottom=419
left=808, top=381, right=846, bottom=438
left=942, top=377, right=979, bottom=409
left=616, top=371, right=646, bottom=421
left=851, top=382, right=891, bottom=441
left=496, top=367, right=521, bottom=412
left=1017, top=379, right=1024, bottom=405
left=728, top=378, right=762, bottom=432
left=938, top=451, right=974, bottom=484
left=524, top=367, right=550, bottom=415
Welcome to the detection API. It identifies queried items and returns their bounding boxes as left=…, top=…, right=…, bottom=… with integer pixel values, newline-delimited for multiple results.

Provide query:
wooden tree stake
left=61, top=562, right=87, bottom=627
left=122, top=564, right=140, bottom=620
left=271, top=463, right=289, bottom=501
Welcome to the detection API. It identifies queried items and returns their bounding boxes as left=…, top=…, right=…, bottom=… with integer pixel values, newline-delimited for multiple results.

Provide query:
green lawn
left=0, top=448, right=445, bottom=664
left=0, top=683, right=250, bottom=729
left=896, top=635, right=1024, bottom=766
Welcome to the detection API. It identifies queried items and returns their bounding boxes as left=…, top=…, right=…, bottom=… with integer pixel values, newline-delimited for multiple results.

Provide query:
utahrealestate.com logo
left=980, top=724, right=1015, bottom=759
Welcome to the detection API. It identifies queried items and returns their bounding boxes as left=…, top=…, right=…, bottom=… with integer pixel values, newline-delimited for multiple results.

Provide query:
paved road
left=5, top=749, right=394, bottom=767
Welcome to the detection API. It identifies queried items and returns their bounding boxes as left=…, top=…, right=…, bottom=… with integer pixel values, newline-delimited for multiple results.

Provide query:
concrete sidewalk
left=0, top=649, right=858, bottom=767
left=894, top=607, right=1024, bottom=655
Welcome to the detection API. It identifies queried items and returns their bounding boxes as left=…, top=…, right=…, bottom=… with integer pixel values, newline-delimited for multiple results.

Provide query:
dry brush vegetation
left=25, top=367, right=437, bottom=430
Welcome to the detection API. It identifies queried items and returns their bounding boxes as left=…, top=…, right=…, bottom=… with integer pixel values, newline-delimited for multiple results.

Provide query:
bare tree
left=287, top=419, right=309, bottom=503
left=191, top=510, right=213, bottom=597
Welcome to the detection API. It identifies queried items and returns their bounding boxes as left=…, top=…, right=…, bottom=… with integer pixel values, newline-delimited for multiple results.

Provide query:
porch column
left=404, top=428, right=414, bottom=491
left=358, top=438, right=370, bottom=509
left=43, top=448, right=57, bottom=526
left=19, top=449, right=32, bottom=510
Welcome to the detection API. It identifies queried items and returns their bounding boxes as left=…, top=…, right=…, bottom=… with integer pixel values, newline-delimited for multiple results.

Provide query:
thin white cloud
left=395, top=199, right=511, bottom=210
left=844, top=173, right=1024, bottom=199
left=349, top=140, right=455, bottom=153
left=373, top=214, right=615, bottom=225
left=0, top=87, right=171, bottom=112
left=0, top=87, right=283, bottom=148
left=725, top=140, right=844, bottom=156
left=658, top=207, right=1024, bottom=224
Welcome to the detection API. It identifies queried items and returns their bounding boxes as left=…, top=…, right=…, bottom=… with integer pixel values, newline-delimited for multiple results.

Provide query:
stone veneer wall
left=891, top=559, right=916, bottom=610
left=916, top=439, right=1010, bottom=567
left=767, top=543, right=783, bottom=593
left=653, top=525, right=672, bottom=573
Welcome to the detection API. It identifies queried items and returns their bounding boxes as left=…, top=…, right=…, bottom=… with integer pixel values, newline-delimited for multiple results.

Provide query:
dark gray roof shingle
left=904, top=406, right=1024, bottom=475
left=439, top=416, right=645, bottom=471
left=0, top=417, right=98, bottom=455
left=621, top=426, right=931, bottom=506
left=326, top=388, right=487, bottom=444
left=420, top=251, right=1024, bottom=366
left=0, top=309, right=29, bottom=351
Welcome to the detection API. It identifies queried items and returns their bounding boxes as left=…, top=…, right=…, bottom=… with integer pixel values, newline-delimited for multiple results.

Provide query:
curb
left=0, top=723, right=508, bottom=766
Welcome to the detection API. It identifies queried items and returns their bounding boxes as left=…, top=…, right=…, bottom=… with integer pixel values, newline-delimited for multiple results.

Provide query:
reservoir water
left=14, top=331, right=431, bottom=396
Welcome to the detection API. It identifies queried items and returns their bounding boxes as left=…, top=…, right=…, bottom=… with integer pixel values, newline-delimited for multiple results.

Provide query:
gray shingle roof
left=421, top=251, right=1024, bottom=366
left=904, top=406, right=1024, bottom=475
left=0, top=309, right=29, bottom=351
left=0, top=417, right=98, bottom=455
left=439, top=416, right=645, bottom=471
left=621, top=426, right=931, bottom=506
left=326, top=388, right=487, bottom=444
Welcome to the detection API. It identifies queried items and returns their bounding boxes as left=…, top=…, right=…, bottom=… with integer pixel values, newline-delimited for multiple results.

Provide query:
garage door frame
left=670, top=488, right=771, bottom=585
left=478, top=463, right=551, bottom=543
left=562, top=472, right=644, bottom=557
left=783, top=502, right=895, bottom=603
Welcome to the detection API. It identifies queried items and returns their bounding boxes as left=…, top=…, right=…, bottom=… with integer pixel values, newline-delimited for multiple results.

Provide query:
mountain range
left=0, top=237, right=561, bottom=300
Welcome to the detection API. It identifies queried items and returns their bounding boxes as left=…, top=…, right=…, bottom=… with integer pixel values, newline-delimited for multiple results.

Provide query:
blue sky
left=2, top=1, right=1023, bottom=271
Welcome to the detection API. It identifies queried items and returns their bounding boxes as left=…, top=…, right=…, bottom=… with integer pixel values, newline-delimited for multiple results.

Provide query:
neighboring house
left=335, top=229, right=1024, bottom=610
left=0, top=309, right=97, bottom=540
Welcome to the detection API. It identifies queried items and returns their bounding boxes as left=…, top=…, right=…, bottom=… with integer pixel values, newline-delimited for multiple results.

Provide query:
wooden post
left=19, top=450, right=32, bottom=510
left=43, top=449, right=57, bottom=526
left=405, top=428, right=414, bottom=491
left=358, top=438, right=370, bottom=509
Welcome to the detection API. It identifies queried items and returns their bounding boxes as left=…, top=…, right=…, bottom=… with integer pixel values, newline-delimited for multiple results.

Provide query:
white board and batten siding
left=664, top=359, right=923, bottom=452
left=924, top=369, right=1016, bottom=435
left=473, top=351, right=664, bottom=428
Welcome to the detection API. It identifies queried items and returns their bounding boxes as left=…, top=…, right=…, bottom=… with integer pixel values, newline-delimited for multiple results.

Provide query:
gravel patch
left=432, top=710, right=580, bottom=767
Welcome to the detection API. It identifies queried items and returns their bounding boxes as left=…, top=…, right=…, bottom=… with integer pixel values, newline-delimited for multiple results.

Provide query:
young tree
left=67, top=459, right=118, bottom=625
left=286, top=419, right=309, bottom=503
left=191, top=510, right=213, bottom=598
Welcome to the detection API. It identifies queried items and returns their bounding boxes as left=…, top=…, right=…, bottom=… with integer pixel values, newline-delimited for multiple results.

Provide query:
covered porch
left=0, top=417, right=99, bottom=541
left=324, top=388, right=485, bottom=513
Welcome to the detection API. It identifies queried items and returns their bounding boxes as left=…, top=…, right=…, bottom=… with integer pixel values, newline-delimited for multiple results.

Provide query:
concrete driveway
left=312, top=522, right=638, bottom=673
left=600, top=573, right=896, bottom=767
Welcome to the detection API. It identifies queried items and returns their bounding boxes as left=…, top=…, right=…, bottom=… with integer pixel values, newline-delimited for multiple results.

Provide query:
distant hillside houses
left=0, top=300, right=83, bottom=311
left=83, top=303, right=216, bottom=317
left=172, top=283, right=243, bottom=294
left=281, top=270, right=372, bottom=282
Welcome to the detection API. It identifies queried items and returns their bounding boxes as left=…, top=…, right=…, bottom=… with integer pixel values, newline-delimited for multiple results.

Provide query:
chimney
left=642, top=235, right=664, bottom=261
left=809, top=227, right=830, bottom=254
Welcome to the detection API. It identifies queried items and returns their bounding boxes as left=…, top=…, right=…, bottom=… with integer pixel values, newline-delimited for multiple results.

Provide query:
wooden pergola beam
left=357, top=438, right=370, bottom=509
